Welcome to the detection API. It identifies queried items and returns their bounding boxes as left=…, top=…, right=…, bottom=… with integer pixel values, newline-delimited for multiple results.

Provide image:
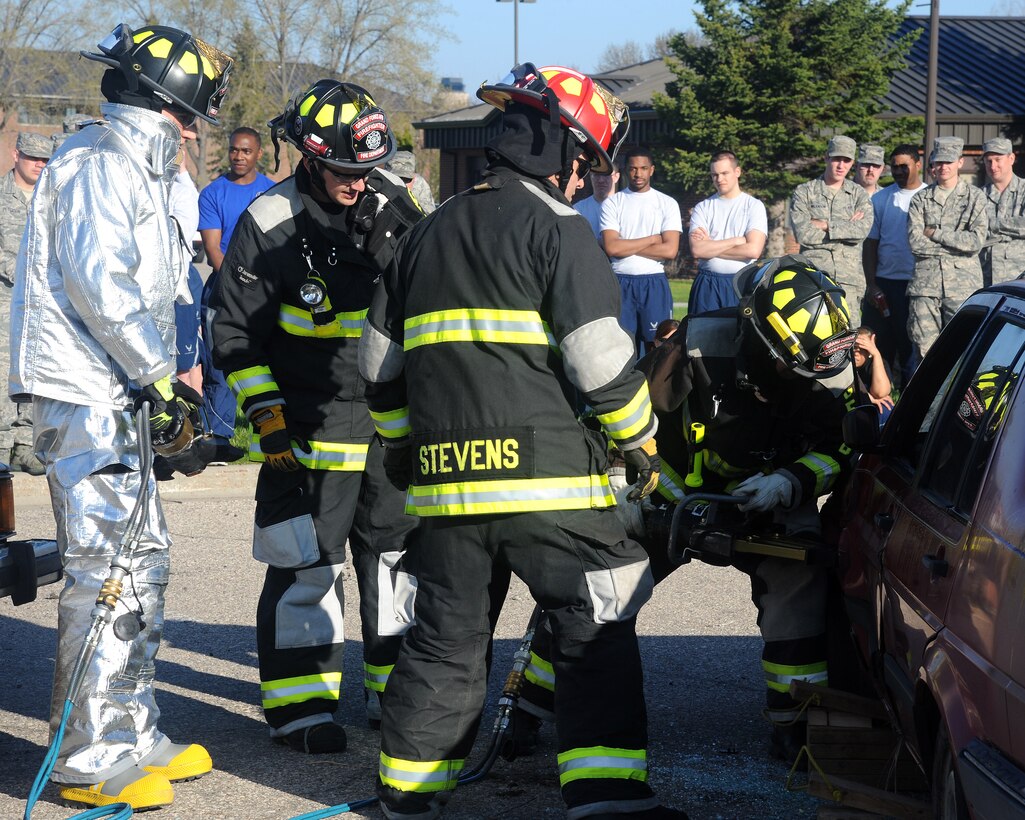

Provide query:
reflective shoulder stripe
left=370, top=407, right=411, bottom=440
left=260, top=672, right=342, bottom=709
left=250, top=436, right=370, bottom=471
left=405, top=475, right=614, bottom=517
left=556, top=746, right=648, bottom=787
left=379, top=752, right=464, bottom=793
left=596, top=382, right=653, bottom=442
left=403, top=308, right=552, bottom=350
left=517, top=179, right=578, bottom=217
left=704, top=449, right=748, bottom=479
left=278, top=304, right=367, bottom=338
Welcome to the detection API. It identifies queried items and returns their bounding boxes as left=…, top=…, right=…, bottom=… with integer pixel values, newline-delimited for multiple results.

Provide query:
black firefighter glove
left=622, top=438, right=661, bottom=502
left=379, top=437, right=413, bottom=491
left=252, top=404, right=310, bottom=472
left=135, top=375, right=193, bottom=457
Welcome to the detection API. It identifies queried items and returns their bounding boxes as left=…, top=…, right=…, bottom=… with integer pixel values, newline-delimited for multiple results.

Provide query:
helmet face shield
left=737, top=255, right=855, bottom=379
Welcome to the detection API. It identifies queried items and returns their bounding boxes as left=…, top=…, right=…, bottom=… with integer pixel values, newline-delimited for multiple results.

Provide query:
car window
left=884, top=309, right=985, bottom=474
left=922, top=320, right=1025, bottom=513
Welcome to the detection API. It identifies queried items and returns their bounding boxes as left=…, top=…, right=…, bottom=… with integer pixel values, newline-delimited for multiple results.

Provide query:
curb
left=11, top=462, right=260, bottom=507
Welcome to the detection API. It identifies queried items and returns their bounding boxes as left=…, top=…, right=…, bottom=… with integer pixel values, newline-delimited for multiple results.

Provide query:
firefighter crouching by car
left=357, top=63, right=688, bottom=820
left=211, top=80, right=423, bottom=754
left=515, top=255, right=859, bottom=764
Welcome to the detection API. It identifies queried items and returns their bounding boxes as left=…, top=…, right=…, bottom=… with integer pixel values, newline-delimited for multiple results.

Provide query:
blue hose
left=24, top=698, right=132, bottom=820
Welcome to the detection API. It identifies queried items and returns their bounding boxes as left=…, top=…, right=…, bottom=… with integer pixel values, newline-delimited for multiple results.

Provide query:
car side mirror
left=843, top=405, right=881, bottom=452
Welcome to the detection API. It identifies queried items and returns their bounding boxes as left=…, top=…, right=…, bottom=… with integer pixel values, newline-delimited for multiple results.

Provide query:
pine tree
left=654, top=0, right=922, bottom=205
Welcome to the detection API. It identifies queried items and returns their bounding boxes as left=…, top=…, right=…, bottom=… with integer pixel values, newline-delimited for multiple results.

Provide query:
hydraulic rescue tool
left=648, top=492, right=836, bottom=568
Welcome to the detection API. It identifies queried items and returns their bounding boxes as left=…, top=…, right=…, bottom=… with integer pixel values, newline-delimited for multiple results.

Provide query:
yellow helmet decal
left=775, top=270, right=798, bottom=282
left=133, top=30, right=154, bottom=43
left=559, top=77, right=583, bottom=97
left=315, top=104, right=336, bottom=128
left=299, top=94, right=317, bottom=117
left=772, top=287, right=796, bottom=310
left=147, top=38, right=173, bottom=60
left=177, top=51, right=199, bottom=75
left=811, top=311, right=835, bottom=341
left=200, top=54, right=215, bottom=80
left=787, top=307, right=811, bottom=334
left=339, top=102, right=359, bottom=124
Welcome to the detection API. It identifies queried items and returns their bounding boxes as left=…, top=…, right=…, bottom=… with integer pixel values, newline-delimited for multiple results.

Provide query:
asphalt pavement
left=0, top=465, right=822, bottom=820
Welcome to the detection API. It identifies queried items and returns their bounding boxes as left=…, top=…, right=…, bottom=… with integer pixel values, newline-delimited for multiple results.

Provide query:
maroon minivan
left=839, top=282, right=1025, bottom=820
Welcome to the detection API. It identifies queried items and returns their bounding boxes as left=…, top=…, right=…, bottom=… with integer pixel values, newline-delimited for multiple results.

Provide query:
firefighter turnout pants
left=254, top=441, right=417, bottom=738
left=377, top=508, right=661, bottom=820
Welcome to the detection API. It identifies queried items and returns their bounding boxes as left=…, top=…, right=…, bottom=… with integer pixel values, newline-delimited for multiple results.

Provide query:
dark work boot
left=10, top=443, right=44, bottom=476
left=278, top=722, right=347, bottom=753
left=769, top=721, right=807, bottom=768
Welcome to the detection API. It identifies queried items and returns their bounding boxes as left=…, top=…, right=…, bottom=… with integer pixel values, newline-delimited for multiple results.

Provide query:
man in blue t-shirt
left=198, top=127, right=275, bottom=438
left=199, top=126, right=276, bottom=274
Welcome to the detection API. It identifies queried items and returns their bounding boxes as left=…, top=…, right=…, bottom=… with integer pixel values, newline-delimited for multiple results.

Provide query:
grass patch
left=669, top=278, right=692, bottom=317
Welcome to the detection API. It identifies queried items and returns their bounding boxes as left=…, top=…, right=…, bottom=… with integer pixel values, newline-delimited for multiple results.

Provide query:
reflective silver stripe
left=230, top=371, right=276, bottom=398
left=560, top=317, right=635, bottom=392
left=379, top=763, right=459, bottom=785
left=558, top=754, right=647, bottom=776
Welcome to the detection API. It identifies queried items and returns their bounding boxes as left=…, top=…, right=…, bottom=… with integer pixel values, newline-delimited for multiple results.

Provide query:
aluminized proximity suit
left=8, top=103, right=185, bottom=784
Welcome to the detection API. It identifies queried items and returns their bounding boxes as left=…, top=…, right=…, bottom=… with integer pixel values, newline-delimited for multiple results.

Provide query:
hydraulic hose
left=25, top=406, right=155, bottom=820
left=288, top=604, right=545, bottom=820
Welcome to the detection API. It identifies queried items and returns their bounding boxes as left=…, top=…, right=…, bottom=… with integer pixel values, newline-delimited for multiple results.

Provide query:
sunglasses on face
left=168, top=107, right=198, bottom=131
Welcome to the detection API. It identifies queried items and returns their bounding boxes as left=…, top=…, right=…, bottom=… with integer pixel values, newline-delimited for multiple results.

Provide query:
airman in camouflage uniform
left=0, top=132, right=52, bottom=473
left=790, top=135, right=874, bottom=325
left=907, top=136, right=989, bottom=356
left=979, top=137, right=1025, bottom=286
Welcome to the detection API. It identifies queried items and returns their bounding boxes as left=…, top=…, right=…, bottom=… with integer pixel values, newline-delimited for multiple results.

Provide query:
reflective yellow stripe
left=406, top=475, right=614, bottom=516
left=762, top=659, right=828, bottom=693
left=261, top=672, right=342, bottom=709
left=557, top=746, right=648, bottom=786
left=364, top=662, right=394, bottom=693
left=704, top=449, right=748, bottom=479
left=795, top=452, right=841, bottom=495
left=403, top=308, right=554, bottom=350
left=379, top=752, right=464, bottom=793
left=656, top=461, right=686, bottom=502
left=597, top=382, right=653, bottom=442
left=278, top=304, right=367, bottom=338
left=370, top=407, right=411, bottom=440
left=227, top=365, right=279, bottom=402
left=524, top=651, right=555, bottom=692
left=250, top=435, right=369, bottom=471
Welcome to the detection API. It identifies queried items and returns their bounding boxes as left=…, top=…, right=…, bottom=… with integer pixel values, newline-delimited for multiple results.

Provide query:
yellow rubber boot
left=60, top=765, right=174, bottom=811
left=142, top=742, right=213, bottom=782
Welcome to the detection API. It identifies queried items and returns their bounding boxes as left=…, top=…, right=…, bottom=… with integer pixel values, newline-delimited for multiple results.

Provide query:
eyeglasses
left=574, top=155, right=591, bottom=180
left=316, top=161, right=369, bottom=185
left=168, top=107, right=198, bottom=131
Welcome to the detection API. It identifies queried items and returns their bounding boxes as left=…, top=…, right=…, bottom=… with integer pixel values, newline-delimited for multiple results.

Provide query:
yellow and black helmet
left=270, top=79, right=397, bottom=173
left=735, top=254, right=856, bottom=379
left=83, top=23, right=232, bottom=126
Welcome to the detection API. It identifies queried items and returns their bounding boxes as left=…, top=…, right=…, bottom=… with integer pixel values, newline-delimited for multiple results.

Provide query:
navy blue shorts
left=617, top=273, right=672, bottom=354
left=173, top=265, right=204, bottom=372
left=687, top=270, right=740, bottom=316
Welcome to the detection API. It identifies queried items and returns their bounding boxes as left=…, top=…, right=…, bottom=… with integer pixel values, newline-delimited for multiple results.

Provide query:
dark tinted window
left=922, top=321, right=1025, bottom=513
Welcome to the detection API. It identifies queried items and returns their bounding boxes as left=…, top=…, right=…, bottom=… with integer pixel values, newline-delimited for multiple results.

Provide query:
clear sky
left=432, top=0, right=1005, bottom=94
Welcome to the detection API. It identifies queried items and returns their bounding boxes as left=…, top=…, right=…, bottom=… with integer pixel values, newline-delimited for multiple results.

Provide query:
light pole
left=924, top=0, right=940, bottom=181
left=496, top=0, right=537, bottom=66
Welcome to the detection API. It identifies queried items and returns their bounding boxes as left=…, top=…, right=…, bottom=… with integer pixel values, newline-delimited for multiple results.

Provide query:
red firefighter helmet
left=477, top=63, right=629, bottom=174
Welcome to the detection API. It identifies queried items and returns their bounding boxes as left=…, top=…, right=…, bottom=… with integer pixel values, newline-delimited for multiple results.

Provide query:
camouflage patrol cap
left=15, top=132, right=53, bottom=159
left=930, top=136, right=963, bottom=164
left=981, top=137, right=1013, bottom=156
left=826, top=135, right=856, bottom=160
left=386, top=150, right=416, bottom=181
left=857, top=144, right=885, bottom=165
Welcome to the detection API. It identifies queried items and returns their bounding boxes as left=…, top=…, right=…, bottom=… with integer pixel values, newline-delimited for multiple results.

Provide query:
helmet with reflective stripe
left=735, top=254, right=855, bottom=379
left=477, top=63, right=629, bottom=174
left=83, top=23, right=232, bottom=125
left=270, top=79, right=397, bottom=173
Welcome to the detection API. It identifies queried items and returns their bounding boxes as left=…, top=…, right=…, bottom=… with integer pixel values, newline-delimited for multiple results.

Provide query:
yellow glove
left=253, top=405, right=304, bottom=472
